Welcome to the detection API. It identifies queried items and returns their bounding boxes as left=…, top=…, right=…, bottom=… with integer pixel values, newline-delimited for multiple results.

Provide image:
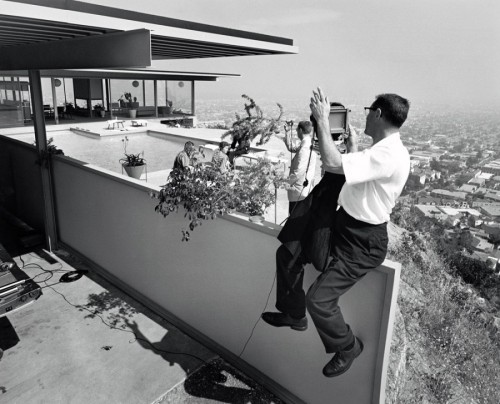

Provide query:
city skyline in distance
left=84, top=0, right=499, bottom=108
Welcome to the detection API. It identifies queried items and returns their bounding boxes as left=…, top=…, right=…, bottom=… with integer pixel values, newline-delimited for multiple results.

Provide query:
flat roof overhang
left=0, top=0, right=297, bottom=255
left=0, top=68, right=240, bottom=82
left=0, top=0, right=298, bottom=71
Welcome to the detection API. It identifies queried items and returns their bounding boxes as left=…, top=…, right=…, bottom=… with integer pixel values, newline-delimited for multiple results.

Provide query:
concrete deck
left=0, top=220, right=283, bottom=403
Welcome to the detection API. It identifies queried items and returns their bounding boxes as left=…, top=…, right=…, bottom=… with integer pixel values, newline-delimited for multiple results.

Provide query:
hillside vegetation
left=385, top=214, right=500, bottom=403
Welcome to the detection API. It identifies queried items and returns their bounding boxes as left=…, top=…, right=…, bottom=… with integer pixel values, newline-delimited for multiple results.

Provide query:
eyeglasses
left=364, top=107, right=376, bottom=116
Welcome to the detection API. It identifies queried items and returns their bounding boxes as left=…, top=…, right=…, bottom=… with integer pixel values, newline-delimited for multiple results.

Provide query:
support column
left=191, top=80, right=195, bottom=116
left=142, top=79, right=146, bottom=106
left=109, top=79, right=114, bottom=119
left=51, top=77, right=59, bottom=124
left=29, top=70, right=58, bottom=251
left=154, top=80, right=158, bottom=117
left=165, top=81, right=168, bottom=111
left=105, top=79, right=111, bottom=117
left=11, top=77, right=17, bottom=101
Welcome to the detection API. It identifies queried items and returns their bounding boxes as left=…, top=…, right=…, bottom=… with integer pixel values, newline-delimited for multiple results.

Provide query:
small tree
left=152, top=159, right=287, bottom=241
left=152, top=94, right=289, bottom=241
left=222, top=94, right=284, bottom=146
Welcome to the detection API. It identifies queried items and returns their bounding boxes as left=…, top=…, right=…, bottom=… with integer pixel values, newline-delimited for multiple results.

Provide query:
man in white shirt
left=283, top=121, right=317, bottom=214
left=262, top=90, right=410, bottom=378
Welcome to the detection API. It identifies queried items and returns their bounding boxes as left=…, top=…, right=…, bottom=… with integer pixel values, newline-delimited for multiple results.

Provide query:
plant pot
left=165, top=106, right=173, bottom=115
left=129, top=109, right=137, bottom=119
left=249, top=215, right=265, bottom=223
left=123, top=163, right=145, bottom=179
left=100, top=110, right=105, bottom=118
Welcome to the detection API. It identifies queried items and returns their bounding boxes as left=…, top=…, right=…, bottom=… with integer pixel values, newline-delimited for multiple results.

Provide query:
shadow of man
left=124, top=318, right=207, bottom=375
left=124, top=319, right=273, bottom=403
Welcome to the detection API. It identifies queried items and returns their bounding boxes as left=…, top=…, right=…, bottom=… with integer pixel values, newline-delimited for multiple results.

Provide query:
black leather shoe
left=322, top=337, right=364, bottom=377
left=261, top=312, right=308, bottom=331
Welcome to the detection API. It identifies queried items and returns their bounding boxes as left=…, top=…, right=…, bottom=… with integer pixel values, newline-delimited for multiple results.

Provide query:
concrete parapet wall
left=0, top=135, right=44, bottom=231
left=43, top=153, right=400, bottom=403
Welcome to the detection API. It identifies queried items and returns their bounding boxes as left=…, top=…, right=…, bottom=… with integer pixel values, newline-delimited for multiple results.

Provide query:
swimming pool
left=8, top=128, right=322, bottom=224
left=10, top=130, right=212, bottom=174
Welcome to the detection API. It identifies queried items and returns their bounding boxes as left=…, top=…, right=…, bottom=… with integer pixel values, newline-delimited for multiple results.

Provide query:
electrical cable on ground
left=15, top=142, right=316, bottom=367
left=23, top=257, right=209, bottom=365
left=46, top=284, right=209, bottom=364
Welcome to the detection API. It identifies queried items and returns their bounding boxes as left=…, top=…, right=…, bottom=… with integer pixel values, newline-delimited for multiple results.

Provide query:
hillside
left=385, top=221, right=500, bottom=403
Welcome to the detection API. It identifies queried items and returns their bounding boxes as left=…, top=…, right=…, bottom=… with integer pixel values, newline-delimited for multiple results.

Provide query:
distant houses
left=459, top=184, right=477, bottom=194
left=405, top=145, right=500, bottom=270
left=430, top=189, right=468, bottom=201
left=479, top=204, right=500, bottom=221
left=468, top=177, right=486, bottom=187
left=475, top=188, right=500, bottom=202
left=411, top=202, right=500, bottom=270
left=481, top=159, right=500, bottom=176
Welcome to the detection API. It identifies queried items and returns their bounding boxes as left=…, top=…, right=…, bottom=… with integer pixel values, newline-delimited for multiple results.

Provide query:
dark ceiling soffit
left=0, top=69, right=240, bottom=82
left=149, top=36, right=277, bottom=58
left=0, top=16, right=111, bottom=49
left=0, top=29, right=151, bottom=70
left=8, top=0, right=293, bottom=46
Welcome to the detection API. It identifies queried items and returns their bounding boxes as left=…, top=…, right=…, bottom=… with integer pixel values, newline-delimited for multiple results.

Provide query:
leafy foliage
left=152, top=94, right=289, bottom=241
left=387, top=205, right=500, bottom=403
left=151, top=159, right=287, bottom=241
left=222, top=94, right=284, bottom=146
left=119, top=136, right=145, bottom=166
left=120, top=153, right=145, bottom=167
left=33, top=137, right=64, bottom=168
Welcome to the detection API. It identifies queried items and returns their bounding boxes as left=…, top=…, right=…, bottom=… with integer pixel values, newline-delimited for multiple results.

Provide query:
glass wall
left=0, top=76, right=31, bottom=128
left=166, top=80, right=192, bottom=115
left=0, top=76, right=195, bottom=127
left=109, top=79, right=144, bottom=108
left=109, top=79, right=193, bottom=117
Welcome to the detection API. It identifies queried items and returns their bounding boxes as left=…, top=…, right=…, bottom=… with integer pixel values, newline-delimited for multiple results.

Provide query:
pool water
left=9, top=129, right=324, bottom=224
left=12, top=131, right=210, bottom=174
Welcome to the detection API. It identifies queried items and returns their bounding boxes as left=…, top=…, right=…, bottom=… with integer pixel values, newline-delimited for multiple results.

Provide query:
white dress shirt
left=287, top=136, right=317, bottom=202
left=338, top=133, right=410, bottom=224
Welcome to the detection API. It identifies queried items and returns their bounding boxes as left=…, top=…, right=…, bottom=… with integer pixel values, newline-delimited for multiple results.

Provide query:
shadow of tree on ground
left=52, top=249, right=283, bottom=403
left=81, top=291, right=138, bottom=328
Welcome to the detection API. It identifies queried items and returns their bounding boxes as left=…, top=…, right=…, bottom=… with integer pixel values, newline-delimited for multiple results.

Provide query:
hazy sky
left=85, top=0, right=499, bottom=106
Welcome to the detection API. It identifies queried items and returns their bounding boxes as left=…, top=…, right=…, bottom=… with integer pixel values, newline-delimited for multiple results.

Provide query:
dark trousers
left=276, top=208, right=388, bottom=352
left=288, top=200, right=305, bottom=215
left=228, top=147, right=249, bottom=165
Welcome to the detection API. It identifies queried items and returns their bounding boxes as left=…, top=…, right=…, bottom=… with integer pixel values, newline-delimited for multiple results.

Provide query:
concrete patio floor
left=0, top=221, right=283, bottom=404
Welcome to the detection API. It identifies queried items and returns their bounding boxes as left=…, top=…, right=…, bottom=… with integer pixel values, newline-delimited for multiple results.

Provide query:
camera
left=310, top=102, right=350, bottom=148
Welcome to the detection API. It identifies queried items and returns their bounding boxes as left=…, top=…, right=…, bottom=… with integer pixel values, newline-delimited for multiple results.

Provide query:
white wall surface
left=51, top=156, right=399, bottom=404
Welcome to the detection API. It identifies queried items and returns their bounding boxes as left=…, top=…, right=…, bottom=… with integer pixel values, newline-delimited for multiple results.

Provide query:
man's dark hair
left=372, top=94, right=410, bottom=128
left=219, top=141, right=229, bottom=150
left=184, top=141, right=195, bottom=152
left=298, top=120, right=313, bottom=134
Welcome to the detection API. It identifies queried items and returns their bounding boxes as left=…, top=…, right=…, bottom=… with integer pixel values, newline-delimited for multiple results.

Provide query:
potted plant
left=120, top=92, right=137, bottom=118
left=93, top=104, right=105, bottom=118
left=33, top=137, right=65, bottom=168
left=119, top=136, right=146, bottom=179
